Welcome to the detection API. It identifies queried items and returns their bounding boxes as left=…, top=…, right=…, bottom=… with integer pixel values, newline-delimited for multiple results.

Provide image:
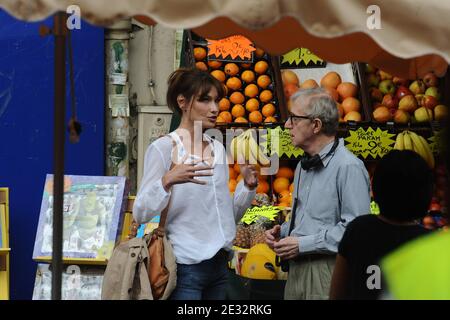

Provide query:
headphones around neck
left=300, top=137, right=339, bottom=171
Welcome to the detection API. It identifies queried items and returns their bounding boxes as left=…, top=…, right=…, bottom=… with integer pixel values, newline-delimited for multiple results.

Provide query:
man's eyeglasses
left=287, top=113, right=312, bottom=126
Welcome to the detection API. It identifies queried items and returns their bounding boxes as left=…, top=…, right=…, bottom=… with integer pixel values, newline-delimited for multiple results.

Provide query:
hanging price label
left=240, top=206, right=281, bottom=225
left=345, top=127, right=395, bottom=158
left=262, top=126, right=304, bottom=158
left=206, top=35, right=256, bottom=61
left=281, top=48, right=324, bottom=67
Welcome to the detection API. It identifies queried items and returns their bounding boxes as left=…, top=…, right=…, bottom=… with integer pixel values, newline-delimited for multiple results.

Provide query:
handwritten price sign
left=206, top=35, right=255, bottom=61
left=240, top=206, right=281, bottom=225
left=263, top=126, right=304, bottom=158
left=281, top=48, right=325, bottom=67
left=345, top=127, right=395, bottom=158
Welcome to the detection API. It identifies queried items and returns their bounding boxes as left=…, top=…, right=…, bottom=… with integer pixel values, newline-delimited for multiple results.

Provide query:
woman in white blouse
left=133, top=68, right=258, bottom=300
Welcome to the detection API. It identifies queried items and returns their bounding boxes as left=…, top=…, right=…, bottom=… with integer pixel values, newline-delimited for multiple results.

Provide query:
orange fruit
left=300, top=79, right=319, bottom=90
left=337, top=82, right=358, bottom=100
left=249, top=111, right=263, bottom=123
left=257, top=75, right=272, bottom=89
left=320, top=71, right=342, bottom=89
left=259, top=90, right=273, bottom=103
left=262, top=103, right=276, bottom=117
left=241, top=63, right=252, bottom=69
left=211, top=70, right=226, bottom=83
left=222, top=84, right=228, bottom=96
left=273, top=177, right=290, bottom=193
left=231, top=104, right=246, bottom=118
left=282, top=70, right=300, bottom=86
left=289, top=183, right=294, bottom=193
left=216, top=115, right=226, bottom=123
left=224, top=63, right=239, bottom=76
left=229, top=167, right=237, bottom=180
left=241, top=70, right=256, bottom=83
left=344, top=111, right=362, bottom=122
left=229, top=92, right=245, bottom=104
left=342, top=97, right=361, bottom=114
left=208, top=60, right=222, bottom=69
left=228, top=179, right=237, bottom=193
left=235, top=116, right=248, bottom=123
left=324, top=86, right=339, bottom=102
left=255, top=48, right=265, bottom=58
left=245, top=98, right=260, bottom=112
left=218, top=111, right=232, bottom=123
left=278, top=190, right=292, bottom=205
left=278, top=202, right=290, bottom=208
left=195, top=61, right=208, bottom=71
left=256, top=180, right=270, bottom=194
left=264, top=116, right=277, bottom=123
left=254, top=60, right=269, bottom=74
left=226, top=77, right=242, bottom=91
left=233, top=163, right=240, bottom=174
left=276, top=167, right=294, bottom=180
left=244, top=84, right=259, bottom=98
left=337, top=103, right=344, bottom=118
left=194, top=47, right=207, bottom=61
left=218, top=98, right=231, bottom=111
left=284, top=83, right=299, bottom=100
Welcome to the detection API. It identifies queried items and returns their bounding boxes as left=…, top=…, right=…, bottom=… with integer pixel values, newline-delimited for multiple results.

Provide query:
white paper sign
left=109, top=73, right=127, bottom=86
left=108, top=94, right=130, bottom=117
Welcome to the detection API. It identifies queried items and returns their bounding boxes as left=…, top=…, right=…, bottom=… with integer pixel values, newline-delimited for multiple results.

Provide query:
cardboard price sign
left=263, top=126, right=304, bottom=158
left=281, top=48, right=324, bottom=67
left=240, top=206, right=281, bottom=225
left=206, top=35, right=255, bottom=61
left=345, top=127, right=395, bottom=158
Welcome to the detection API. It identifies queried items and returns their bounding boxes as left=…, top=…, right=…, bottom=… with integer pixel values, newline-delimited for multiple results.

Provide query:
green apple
left=367, top=73, right=380, bottom=87
left=398, top=95, right=418, bottom=113
left=414, top=106, right=433, bottom=122
left=409, top=80, right=426, bottom=95
left=379, top=80, right=395, bottom=95
left=425, top=87, right=441, bottom=100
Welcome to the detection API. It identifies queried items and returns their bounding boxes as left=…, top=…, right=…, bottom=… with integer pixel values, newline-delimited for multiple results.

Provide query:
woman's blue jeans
left=170, top=249, right=229, bottom=300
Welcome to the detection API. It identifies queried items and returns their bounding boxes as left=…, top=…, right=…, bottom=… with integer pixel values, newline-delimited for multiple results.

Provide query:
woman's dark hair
left=166, top=68, right=225, bottom=115
left=372, top=149, right=433, bottom=221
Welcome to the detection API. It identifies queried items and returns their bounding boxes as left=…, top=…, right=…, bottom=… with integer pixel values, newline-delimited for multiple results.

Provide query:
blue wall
left=0, top=11, right=104, bottom=299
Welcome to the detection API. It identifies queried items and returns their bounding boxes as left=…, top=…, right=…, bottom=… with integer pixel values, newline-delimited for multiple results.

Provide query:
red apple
left=395, top=86, right=413, bottom=100
left=382, top=94, right=399, bottom=109
left=423, top=95, right=439, bottom=110
left=423, top=72, right=439, bottom=87
left=370, top=87, right=383, bottom=102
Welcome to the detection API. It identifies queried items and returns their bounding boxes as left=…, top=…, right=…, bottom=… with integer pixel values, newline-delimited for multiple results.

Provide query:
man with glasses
left=265, top=88, right=370, bottom=299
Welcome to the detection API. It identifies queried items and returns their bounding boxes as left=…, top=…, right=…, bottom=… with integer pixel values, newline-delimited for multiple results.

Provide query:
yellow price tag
left=263, top=126, right=304, bottom=158
left=241, top=206, right=281, bottom=225
left=281, top=48, right=324, bottom=66
left=345, top=127, right=395, bottom=158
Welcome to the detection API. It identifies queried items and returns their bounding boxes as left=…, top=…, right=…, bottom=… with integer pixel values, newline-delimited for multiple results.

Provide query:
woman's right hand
left=162, top=155, right=213, bottom=192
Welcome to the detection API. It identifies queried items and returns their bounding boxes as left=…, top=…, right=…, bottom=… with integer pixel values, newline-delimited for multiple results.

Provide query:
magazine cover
left=32, top=264, right=104, bottom=300
left=33, top=175, right=127, bottom=261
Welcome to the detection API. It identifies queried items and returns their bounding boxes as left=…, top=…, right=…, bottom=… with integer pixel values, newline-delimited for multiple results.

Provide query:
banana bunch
left=230, top=129, right=271, bottom=166
left=394, top=130, right=435, bottom=169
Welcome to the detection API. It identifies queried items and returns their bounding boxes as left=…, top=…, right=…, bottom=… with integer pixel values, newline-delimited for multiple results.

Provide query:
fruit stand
left=179, top=30, right=450, bottom=299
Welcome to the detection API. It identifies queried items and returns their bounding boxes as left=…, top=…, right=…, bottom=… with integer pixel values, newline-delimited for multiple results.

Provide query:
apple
left=395, top=86, right=413, bottom=100
left=422, top=95, right=438, bottom=110
left=370, top=87, right=383, bottom=102
left=425, top=87, right=441, bottom=100
left=393, top=76, right=409, bottom=87
left=378, top=70, right=393, bottom=80
left=398, top=95, right=418, bottom=113
left=382, top=94, right=399, bottom=109
left=423, top=72, right=439, bottom=87
left=367, top=73, right=380, bottom=87
left=409, top=80, right=426, bottom=95
left=414, top=106, right=433, bottom=122
left=393, top=109, right=410, bottom=124
left=434, top=105, right=448, bottom=121
left=379, top=80, right=395, bottom=95
left=415, top=94, right=425, bottom=107
left=373, top=106, right=392, bottom=122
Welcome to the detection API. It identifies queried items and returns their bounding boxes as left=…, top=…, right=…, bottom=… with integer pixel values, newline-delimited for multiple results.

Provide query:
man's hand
left=265, top=225, right=281, bottom=249
left=273, top=236, right=300, bottom=260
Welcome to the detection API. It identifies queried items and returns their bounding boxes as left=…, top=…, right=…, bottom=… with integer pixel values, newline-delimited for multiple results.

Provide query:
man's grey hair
left=290, top=88, right=339, bottom=136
